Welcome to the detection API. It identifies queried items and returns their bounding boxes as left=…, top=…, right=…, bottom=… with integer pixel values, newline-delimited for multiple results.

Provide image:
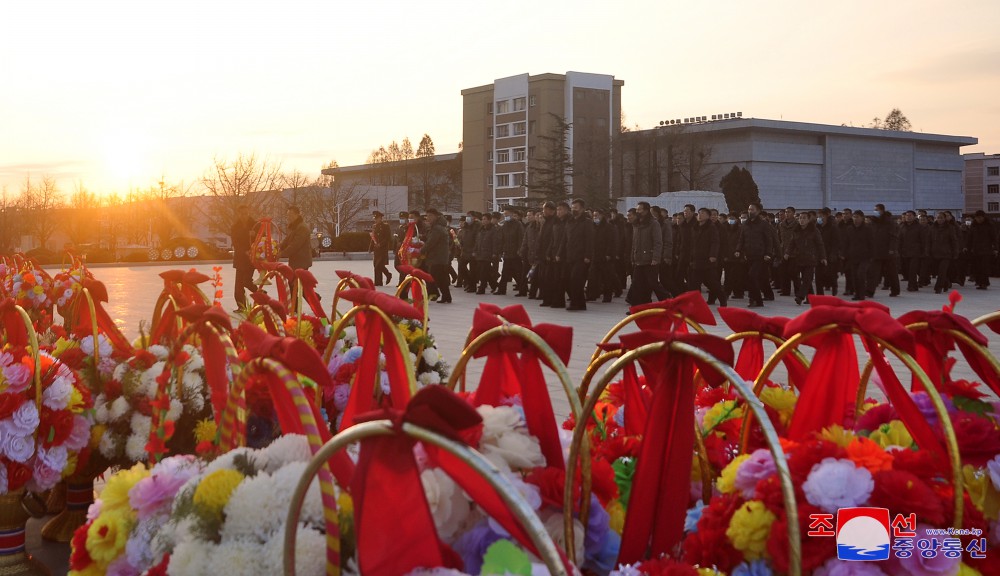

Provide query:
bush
left=332, top=232, right=371, bottom=252
left=24, top=248, right=59, bottom=265
left=82, top=249, right=116, bottom=264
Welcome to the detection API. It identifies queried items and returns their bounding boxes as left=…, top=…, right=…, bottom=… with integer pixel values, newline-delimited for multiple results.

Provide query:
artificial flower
left=802, top=458, right=874, bottom=513
left=844, top=437, right=894, bottom=473
left=869, top=420, right=914, bottom=449
left=193, top=469, right=244, bottom=517
left=718, top=454, right=751, bottom=495
left=725, top=500, right=776, bottom=561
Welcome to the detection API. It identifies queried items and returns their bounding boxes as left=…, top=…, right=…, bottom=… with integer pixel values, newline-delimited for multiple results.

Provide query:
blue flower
left=452, top=520, right=503, bottom=574
left=584, top=495, right=610, bottom=556
left=584, top=529, right=620, bottom=575
left=344, top=346, right=364, bottom=363
left=684, top=499, right=706, bottom=533
left=732, top=559, right=773, bottom=576
left=613, top=406, right=625, bottom=428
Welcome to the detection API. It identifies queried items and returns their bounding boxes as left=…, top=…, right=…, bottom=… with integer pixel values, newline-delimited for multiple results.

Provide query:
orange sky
left=2, top=0, right=998, bottom=197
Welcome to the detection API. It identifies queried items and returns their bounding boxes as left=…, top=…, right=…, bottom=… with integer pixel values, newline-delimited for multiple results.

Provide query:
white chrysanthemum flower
left=207, top=537, right=266, bottom=574
left=42, top=377, right=73, bottom=411
left=802, top=457, right=874, bottom=513
left=182, top=373, right=203, bottom=399
left=93, top=398, right=109, bottom=423
left=221, top=471, right=278, bottom=541
left=166, top=399, right=183, bottom=421
left=98, top=433, right=118, bottom=458
left=342, top=326, right=357, bottom=344
left=203, top=447, right=256, bottom=475
left=109, top=396, right=130, bottom=421
left=421, top=467, right=471, bottom=541
left=187, top=393, right=205, bottom=414
left=477, top=405, right=546, bottom=471
left=148, top=345, right=169, bottom=360
left=182, top=346, right=205, bottom=371
left=271, top=462, right=325, bottom=528
left=421, top=347, right=442, bottom=367
left=131, top=414, right=152, bottom=439
left=417, top=371, right=441, bottom=386
left=112, top=362, right=129, bottom=382
left=260, top=525, right=326, bottom=576
left=167, top=540, right=212, bottom=576
left=125, top=433, right=148, bottom=462
left=257, top=434, right=312, bottom=473
left=138, top=366, right=159, bottom=398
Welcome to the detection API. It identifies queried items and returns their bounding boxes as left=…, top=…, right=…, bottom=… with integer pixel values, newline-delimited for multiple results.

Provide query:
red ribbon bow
left=781, top=297, right=946, bottom=460
left=336, top=270, right=376, bottom=290
left=294, top=269, right=327, bottom=319
left=628, top=290, right=717, bottom=332
left=351, top=386, right=571, bottom=576
left=151, top=270, right=211, bottom=344
left=250, top=291, right=287, bottom=335
left=0, top=298, right=28, bottom=347
left=468, top=304, right=572, bottom=469
left=397, top=265, right=435, bottom=310
left=336, top=289, right=421, bottom=431
left=176, top=304, right=234, bottom=424
left=610, top=330, right=733, bottom=566
left=719, top=307, right=804, bottom=387
left=897, top=309, right=1000, bottom=397
left=67, top=278, right=134, bottom=356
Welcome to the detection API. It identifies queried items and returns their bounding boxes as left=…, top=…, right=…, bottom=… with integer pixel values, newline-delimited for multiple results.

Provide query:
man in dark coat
left=629, top=202, right=669, bottom=306
left=419, top=208, right=452, bottom=303
left=278, top=205, right=312, bottom=271
left=536, top=202, right=557, bottom=304
left=842, top=210, right=875, bottom=301
left=587, top=208, right=619, bottom=303
left=868, top=204, right=900, bottom=297
left=929, top=211, right=960, bottom=294
left=783, top=212, right=827, bottom=305
left=393, top=211, right=409, bottom=286
left=542, top=202, right=570, bottom=308
left=734, top=202, right=774, bottom=308
left=371, top=210, right=393, bottom=286
left=675, top=204, right=696, bottom=292
left=564, top=199, right=595, bottom=311
left=459, top=212, right=481, bottom=293
left=815, top=208, right=840, bottom=296
left=497, top=207, right=524, bottom=295
left=690, top=207, right=727, bottom=307
left=473, top=213, right=498, bottom=294
left=230, top=204, right=258, bottom=312
left=968, top=210, right=997, bottom=289
left=898, top=210, right=926, bottom=292
left=722, top=214, right=745, bottom=300
left=519, top=210, right=541, bottom=298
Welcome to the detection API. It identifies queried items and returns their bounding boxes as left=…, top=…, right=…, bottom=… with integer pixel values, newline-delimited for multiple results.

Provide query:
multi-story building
left=963, top=153, right=1000, bottom=215
left=461, top=71, right=623, bottom=211
left=618, top=118, right=977, bottom=213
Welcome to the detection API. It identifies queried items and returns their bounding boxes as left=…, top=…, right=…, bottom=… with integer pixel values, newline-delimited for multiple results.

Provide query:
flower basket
left=147, top=270, right=211, bottom=346
left=329, top=270, right=374, bottom=322
left=0, top=489, right=50, bottom=575
left=395, top=264, right=433, bottom=333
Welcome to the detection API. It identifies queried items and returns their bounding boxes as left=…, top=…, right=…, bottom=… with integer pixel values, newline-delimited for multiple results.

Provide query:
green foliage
left=527, top=114, right=573, bottom=202
left=613, top=457, right=636, bottom=508
left=719, top=166, right=761, bottom=214
left=481, top=539, right=532, bottom=576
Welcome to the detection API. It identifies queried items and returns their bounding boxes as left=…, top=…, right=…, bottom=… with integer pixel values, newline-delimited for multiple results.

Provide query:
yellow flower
left=53, top=337, right=79, bottom=357
left=606, top=499, right=625, bottom=534
left=759, top=386, right=796, bottom=425
left=85, top=512, right=130, bottom=564
left=99, top=463, right=149, bottom=513
left=958, top=563, right=983, bottom=576
left=726, top=500, right=776, bottom=560
left=69, top=386, right=86, bottom=413
left=820, top=424, right=856, bottom=448
left=717, top=454, right=751, bottom=495
left=703, top=401, right=743, bottom=430
left=194, top=419, right=218, bottom=445
left=69, top=565, right=106, bottom=576
left=63, top=452, right=79, bottom=479
left=338, top=491, right=354, bottom=535
left=90, top=424, right=106, bottom=449
left=963, top=465, right=1000, bottom=521
left=869, top=420, right=914, bottom=450
left=193, top=469, right=244, bottom=517
left=131, top=334, right=149, bottom=349
left=857, top=399, right=879, bottom=415
left=697, top=568, right=726, bottom=576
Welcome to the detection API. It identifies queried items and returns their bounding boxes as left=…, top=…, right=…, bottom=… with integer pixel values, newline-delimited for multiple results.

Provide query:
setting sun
left=100, top=128, right=151, bottom=190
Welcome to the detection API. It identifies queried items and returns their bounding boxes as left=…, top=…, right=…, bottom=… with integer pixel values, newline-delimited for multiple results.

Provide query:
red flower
left=588, top=457, right=620, bottom=506
left=635, top=556, right=699, bottom=576
left=129, top=349, right=158, bottom=369
left=103, top=378, right=123, bottom=399
left=7, top=461, right=32, bottom=491
left=855, top=403, right=898, bottom=432
left=754, top=474, right=804, bottom=514
left=941, top=378, right=986, bottom=400
left=526, top=467, right=578, bottom=510
left=145, top=553, right=170, bottom=576
left=69, top=520, right=95, bottom=570
left=869, top=470, right=946, bottom=526
left=767, top=502, right=836, bottom=573
left=696, top=385, right=731, bottom=409
left=39, top=407, right=75, bottom=447
left=334, top=363, right=357, bottom=384
left=682, top=525, right=742, bottom=572
left=57, top=346, right=87, bottom=370
left=950, top=412, right=1000, bottom=466
left=595, top=434, right=641, bottom=463
left=0, top=394, right=25, bottom=420
left=787, top=439, right=845, bottom=483
left=890, top=447, right=947, bottom=482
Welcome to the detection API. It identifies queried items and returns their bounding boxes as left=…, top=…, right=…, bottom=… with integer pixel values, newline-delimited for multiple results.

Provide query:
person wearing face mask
left=867, top=203, right=899, bottom=298
left=734, top=202, right=775, bottom=308
left=458, top=211, right=481, bottom=292
left=586, top=207, right=618, bottom=303
left=783, top=212, right=827, bottom=305
left=815, top=207, right=840, bottom=296
left=496, top=208, right=524, bottom=296
left=722, top=213, right=745, bottom=300
left=690, top=207, right=727, bottom=307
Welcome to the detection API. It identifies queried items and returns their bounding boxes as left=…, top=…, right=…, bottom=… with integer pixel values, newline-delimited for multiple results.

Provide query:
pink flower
left=734, top=448, right=778, bottom=498
left=813, top=557, right=887, bottom=576
left=1, top=363, right=31, bottom=394
left=28, top=462, right=62, bottom=491
left=64, top=415, right=91, bottom=451
left=130, top=455, right=200, bottom=521
left=886, top=526, right=961, bottom=576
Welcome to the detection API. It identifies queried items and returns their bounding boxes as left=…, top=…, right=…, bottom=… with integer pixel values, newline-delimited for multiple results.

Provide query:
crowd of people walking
left=369, top=201, right=1000, bottom=311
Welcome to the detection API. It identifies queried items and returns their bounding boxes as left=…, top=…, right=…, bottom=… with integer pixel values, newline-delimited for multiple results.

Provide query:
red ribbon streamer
left=177, top=304, right=234, bottom=424
left=0, top=298, right=28, bottom=346
left=73, top=278, right=134, bottom=355
left=897, top=309, right=1000, bottom=397
left=718, top=306, right=804, bottom=387
left=628, top=290, right=717, bottom=333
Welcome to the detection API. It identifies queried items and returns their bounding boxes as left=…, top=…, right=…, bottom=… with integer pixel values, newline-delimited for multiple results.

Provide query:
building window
left=529, top=120, right=536, bottom=134
left=513, top=97, right=526, bottom=111
left=512, top=173, right=526, bottom=186
left=528, top=146, right=535, bottom=158
left=529, top=95, right=536, bottom=107
left=497, top=174, right=510, bottom=187
left=487, top=127, right=494, bottom=138
left=989, top=202, right=999, bottom=212
left=497, top=149, right=510, bottom=163
left=513, top=122, right=526, bottom=136
left=487, top=102, right=493, bottom=114
left=488, top=175, right=493, bottom=187
left=496, top=124, right=510, bottom=138
left=496, top=100, right=509, bottom=114
left=988, top=166, right=999, bottom=176
left=487, top=150, right=493, bottom=162
left=513, top=147, right=526, bottom=162
left=989, top=184, right=1000, bottom=194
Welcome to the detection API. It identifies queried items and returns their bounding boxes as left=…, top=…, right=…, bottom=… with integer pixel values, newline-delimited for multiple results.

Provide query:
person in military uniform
left=371, top=210, right=392, bottom=286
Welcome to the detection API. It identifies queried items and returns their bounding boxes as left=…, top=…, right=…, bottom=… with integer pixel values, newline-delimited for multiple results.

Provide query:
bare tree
left=18, top=175, right=63, bottom=250
left=66, top=181, right=100, bottom=246
left=0, top=186, right=21, bottom=252
left=201, top=153, right=284, bottom=236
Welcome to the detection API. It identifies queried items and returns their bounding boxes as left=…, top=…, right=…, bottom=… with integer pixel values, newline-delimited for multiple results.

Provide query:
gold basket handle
left=589, top=308, right=706, bottom=366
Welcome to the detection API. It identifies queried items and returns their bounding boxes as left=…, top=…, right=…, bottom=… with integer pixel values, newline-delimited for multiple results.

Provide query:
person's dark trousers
left=724, top=260, right=746, bottom=298
left=868, top=258, right=899, bottom=296
left=953, top=254, right=970, bottom=286
left=373, top=259, right=391, bottom=286
left=690, top=265, right=727, bottom=305
left=430, top=263, right=452, bottom=302
left=777, top=260, right=793, bottom=294
left=393, top=258, right=405, bottom=286
left=567, top=261, right=589, bottom=309
left=794, top=265, right=815, bottom=303
left=920, top=256, right=933, bottom=286
left=476, top=261, right=496, bottom=292
left=851, top=260, right=871, bottom=300
left=844, top=260, right=854, bottom=295
left=816, top=261, right=838, bottom=295
left=746, top=257, right=767, bottom=305
left=448, top=261, right=458, bottom=284
left=542, top=261, right=566, bottom=307
left=629, top=264, right=668, bottom=305
left=904, top=257, right=921, bottom=291
left=934, top=259, right=952, bottom=293
left=234, top=265, right=258, bottom=309
left=529, top=262, right=543, bottom=299
left=499, top=256, right=523, bottom=294
left=456, top=257, right=470, bottom=287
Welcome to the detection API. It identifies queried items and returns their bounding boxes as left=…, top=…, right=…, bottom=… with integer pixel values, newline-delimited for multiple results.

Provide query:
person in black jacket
left=587, top=207, right=618, bottom=303
left=543, top=202, right=570, bottom=308
left=496, top=208, right=524, bottom=295
left=734, top=202, right=774, bottom=308
left=419, top=208, right=452, bottom=303
left=722, top=214, right=745, bottom=300
left=278, top=205, right=313, bottom=271
left=842, top=210, right=875, bottom=301
left=563, top=199, right=595, bottom=311
left=675, top=204, right=696, bottom=292
left=815, top=208, right=840, bottom=296
left=473, top=213, right=498, bottom=294
left=230, top=204, right=259, bottom=312
left=536, top=202, right=557, bottom=305
left=929, top=211, right=959, bottom=294
left=519, top=210, right=541, bottom=298
left=393, top=212, right=409, bottom=286
left=783, top=212, right=827, bottom=305
left=629, top=202, right=669, bottom=306
left=868, top=204, right=900, bottom=297
left=371, top=210, right=393, bottom=286
left=690, top=207, right=727, bottom=307
left=968, top=210, right=997, bottom=289
left=459, top=212, right=481, bottom=293
left=897, top=210, right=926, bottom=292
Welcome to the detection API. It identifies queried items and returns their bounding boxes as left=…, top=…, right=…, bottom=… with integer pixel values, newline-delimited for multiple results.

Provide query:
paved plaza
left=29, top=258, right=1000, bottom=573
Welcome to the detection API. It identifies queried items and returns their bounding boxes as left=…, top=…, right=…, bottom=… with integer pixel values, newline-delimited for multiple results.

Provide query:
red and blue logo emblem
left=836, top=507, right=891, bottom=561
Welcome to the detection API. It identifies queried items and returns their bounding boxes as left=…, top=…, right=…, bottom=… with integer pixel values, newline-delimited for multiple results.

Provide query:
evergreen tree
left=527, top=114, right=573, bottom=202
left=719, top=166, right=761, bottom=213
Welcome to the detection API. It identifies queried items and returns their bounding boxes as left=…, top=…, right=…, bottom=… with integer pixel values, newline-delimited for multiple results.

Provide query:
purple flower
left=333, top=384, right=351, bottom=411
left=813, top=557, right=887, bottom=576
left=130, top=456, right=200, bottom=521
left=105, top=555, right=139, bottom=576
left=452, top=520, right=503, bottom=574
left=684, top=500, right=706, bottom=533
left=327, top=353, right=345, bottom=378
left=2, top=432, right=35, bottom=463
left=1, top=363, right=31, bottom=394
left=733, top=560, right=774, bottom=576
left=584, top=495, right=610, bottom=558
left=910, top=392, right=955, bottom=426
left=735, top=448, right=778, bottom=498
